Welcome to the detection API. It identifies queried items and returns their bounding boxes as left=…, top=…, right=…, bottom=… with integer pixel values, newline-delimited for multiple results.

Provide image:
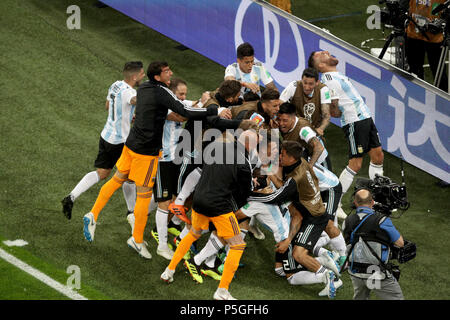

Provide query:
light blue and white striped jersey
left=312, top=162, right=339, bottom=191
left=225, top=61, right=273, bottom=95
left=161, top=100, right=193, bottom=162
left=101, top=80, right=136, bottom=145
left=321, top=72, right=371, bottom=126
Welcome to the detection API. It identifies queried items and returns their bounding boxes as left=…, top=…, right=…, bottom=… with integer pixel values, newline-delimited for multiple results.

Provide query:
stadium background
left=0, top=0, right=449, bottom=300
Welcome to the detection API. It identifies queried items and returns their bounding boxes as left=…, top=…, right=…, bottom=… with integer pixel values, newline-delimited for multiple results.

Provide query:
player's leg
left=62, top=138, right=119, bottom=219
left=213, top=213, right=246, bottom=300
left=367, top=119, right=384, bottom=180
left=161, top=209, right=207, bottom=283
left=153, top=161, right=180, bottom=260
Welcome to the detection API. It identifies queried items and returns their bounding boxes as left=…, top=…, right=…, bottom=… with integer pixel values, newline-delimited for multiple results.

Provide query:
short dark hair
left=123, top=61, right=143, bottom=77
left=261, top=88, right=280, bottom=102
left=278, top=102, right=296, bottom=115
left=281, top=140, right=303, bottom=161
left=302, top=67, right=319, bottom=81
left=237, top=42, right=254, bottom=59
left=218, top=80, right=242, bottom=100
left=307, top=51, right=318, bottom=69
left=354, top=189, right=373, bottom=207
left=147, top=61, right=169, bottom=81
left=243, top=91, right=260, bottom=102
left=169, top=78, right=187, bottom=91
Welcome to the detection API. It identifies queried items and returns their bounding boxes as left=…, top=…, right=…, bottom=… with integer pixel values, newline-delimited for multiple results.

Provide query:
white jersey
left=290, top=117, right=329, bottom=166
left=161, top=100, right=193, bottom=162
left=280, top=80, right=332, bottom=104
left=225, top=61, right=274, bottom=95
left=101, top=80, right=136, bottom=145
left=321, top=72, right=371, bottom=126
left=312, top=162, right=339, bottom=191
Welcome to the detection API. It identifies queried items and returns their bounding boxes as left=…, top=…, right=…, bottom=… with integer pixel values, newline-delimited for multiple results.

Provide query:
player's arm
left=130, top=96, right=137, bottom=106
left=105, top=99, right=109, bottom=111
left=330, top=99, right=341, bottom=118
left=268, top=165, right=284, bottom=188
left=161, top=87, right=218, bottom=119
left=307, top=136, right=325, bottom=166
left=247, top=178, right=298, bottom=204
left=299, top=126, right=324, bottom=166
left=275, top=204, right=303, bottom=253
left=279, top=81, right=296, bottom=103
left=316, top=103, right=330, bottom=136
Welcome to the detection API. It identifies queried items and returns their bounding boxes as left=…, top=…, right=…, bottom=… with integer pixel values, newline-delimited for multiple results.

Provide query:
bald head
left=354, top=189, right=373, bottom=207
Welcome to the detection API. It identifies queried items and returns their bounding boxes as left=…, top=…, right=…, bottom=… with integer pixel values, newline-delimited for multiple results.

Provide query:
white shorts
left=240, top=201, right=290, bottom=243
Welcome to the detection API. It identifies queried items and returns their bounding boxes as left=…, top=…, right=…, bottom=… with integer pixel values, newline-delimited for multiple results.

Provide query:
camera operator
left=342, top=188, right=405, bottom=300
left=405, top=0, right=448, bottom=91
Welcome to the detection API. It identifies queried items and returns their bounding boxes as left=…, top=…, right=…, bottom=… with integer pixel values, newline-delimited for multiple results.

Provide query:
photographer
left=342, top=188, right=405, bottom=300
left=405, top=0, right=448, bottom=91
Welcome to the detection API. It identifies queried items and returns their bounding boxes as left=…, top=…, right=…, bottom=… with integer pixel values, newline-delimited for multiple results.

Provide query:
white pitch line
left=0, top=247, right=88, bottom=300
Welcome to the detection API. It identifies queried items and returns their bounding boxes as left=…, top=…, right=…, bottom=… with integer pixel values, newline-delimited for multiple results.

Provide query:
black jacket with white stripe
left=192, top=140, right=253, bottom=217
left=126, top=79, right=218, bottom=156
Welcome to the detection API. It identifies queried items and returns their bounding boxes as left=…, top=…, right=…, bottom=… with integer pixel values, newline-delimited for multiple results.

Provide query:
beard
left=328, top=56, right=339, bottom=66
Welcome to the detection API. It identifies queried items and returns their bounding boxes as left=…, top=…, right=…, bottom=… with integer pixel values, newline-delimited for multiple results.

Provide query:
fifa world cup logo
left=303, top=103, right=315, bottom=124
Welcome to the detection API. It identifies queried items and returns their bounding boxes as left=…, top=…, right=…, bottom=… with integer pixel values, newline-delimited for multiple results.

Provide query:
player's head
left=260, top=89, right=281, bottom=119
left=280, top=140, right=303, bottom=166
left=147, top=61, right=173, bottom=86
left=236, top=42, right=255, bottom=74
left=123, top=61, right=145, bottom=86
left=301, top=67, right=320, bottom=96
left=308, top=51, right=338, bottom=73
left=243, top=91, right=260, bottom=102
left=169, top=78, right=188, bottom=101
left=218, top=80, right=242, bottom=104
left=277, top=102, right=296, bottom=134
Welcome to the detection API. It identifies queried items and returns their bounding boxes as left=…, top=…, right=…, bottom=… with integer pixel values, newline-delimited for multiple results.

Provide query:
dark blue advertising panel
left=102, top=0, right=450, bottom=182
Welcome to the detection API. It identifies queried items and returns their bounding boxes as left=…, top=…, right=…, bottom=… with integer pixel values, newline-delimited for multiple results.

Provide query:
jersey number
left=109, top=93, right=116, bottom=121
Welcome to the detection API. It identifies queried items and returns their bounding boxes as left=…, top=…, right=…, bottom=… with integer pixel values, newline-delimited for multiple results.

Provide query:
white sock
left=329, top=233, right=347, bottom=257
left=156, top=208, right=169, bottom=250
left=171, top=215, right=182, bottom=225
left=205, top=255, right=217, bottom=268
left=70, top=171, right=100, bottom=201
left=339, top=166, right=356, bottom=194
left=240, top=229, right=248, bottom=241
left=194, top=232, right=224, bottom=266
left=313, top=232, right=330, bottom=256
left=179, top=226, right=190, bottom=239
left=287, top=264, right=325, bottom=285
left=369, top=162, right=384, bottom=180
left=175, top=168, right=202, bottom=205
left=122, top=181, right=136, bottom=213
left=148, top=194, right=158, bottom=213
left=249, top=216, right=256, bottom=227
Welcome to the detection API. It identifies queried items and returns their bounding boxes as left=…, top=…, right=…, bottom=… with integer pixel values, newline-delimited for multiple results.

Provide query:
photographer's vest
left=285, top=158, right=325, bottom=217
left=406, top=0, right=445, bottom=43
left=281, top=117, right=314, bottom=155
left=344, top=209, right=392, bottom=278
left=290, top=81, right=325, bottom=128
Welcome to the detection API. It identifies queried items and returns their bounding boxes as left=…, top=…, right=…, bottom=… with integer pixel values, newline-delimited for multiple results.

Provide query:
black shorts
left=321, top=183, right=342, bottom=221
left=276, top=243, right=308, bottom=275
left=94, top=137, right=124, bottom=169
left=291, top=202, right=329, bottom=252
left=153, top=161, right=181, bottom=202
left=343, top=118, right=381, bottom=159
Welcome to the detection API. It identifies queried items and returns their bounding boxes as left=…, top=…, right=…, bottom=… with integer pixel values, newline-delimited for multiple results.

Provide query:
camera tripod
left=378, top=26, right=408, bottom=71
left=433, top=24, right=450, bottom=93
